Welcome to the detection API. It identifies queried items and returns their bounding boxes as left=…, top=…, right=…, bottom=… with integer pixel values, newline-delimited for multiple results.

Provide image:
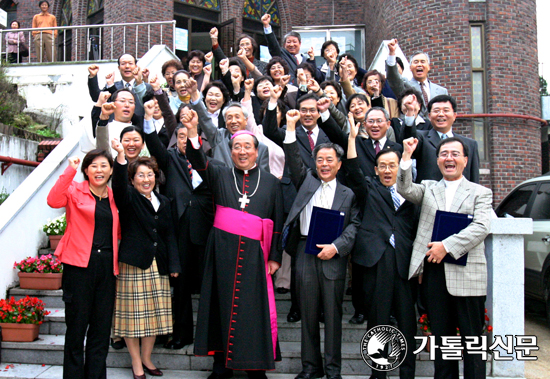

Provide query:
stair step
left=38, top=307, right=369, bottom=343
left=0, top=363, right=461, bottom=379
left=9, top=289, right=358, bottom=315
left=0, top=336, right=491, bottom=376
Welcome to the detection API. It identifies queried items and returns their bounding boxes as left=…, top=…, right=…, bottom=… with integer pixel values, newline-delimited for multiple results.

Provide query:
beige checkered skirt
left=114, top=258, right=172, bottom=338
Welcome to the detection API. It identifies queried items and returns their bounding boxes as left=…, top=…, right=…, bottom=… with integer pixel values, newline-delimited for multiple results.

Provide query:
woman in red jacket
left=47, top=149, right=120, bottom=379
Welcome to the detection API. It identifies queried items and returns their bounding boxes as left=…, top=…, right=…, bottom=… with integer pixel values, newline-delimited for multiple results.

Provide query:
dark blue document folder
left=305, top=206, right=345, bottom=256
left=431, top=210, right=473, bottom=266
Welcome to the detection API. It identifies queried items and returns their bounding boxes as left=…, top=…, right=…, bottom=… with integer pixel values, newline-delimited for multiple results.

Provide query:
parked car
left=495, top=174, right=550, bottom=325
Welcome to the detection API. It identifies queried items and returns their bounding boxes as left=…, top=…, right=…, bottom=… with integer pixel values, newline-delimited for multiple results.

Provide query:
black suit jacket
left=281, top=140, right=360, bottom=279
left=88, top=76, right=152, bottom=119
left=112, top=161, right=180, bottom=275
left=144, top=127, right=221, bottom=247
left=345, top=158, right=418, bottom=280
left=262, top=107, right=331, bottom=213
left=264, top=31, right=308, bottom=83
left=317, top=116, right=403, bottom=178
left=403, top=125, right=480, bottom=183
left=391, top=117, right=432, bottom=144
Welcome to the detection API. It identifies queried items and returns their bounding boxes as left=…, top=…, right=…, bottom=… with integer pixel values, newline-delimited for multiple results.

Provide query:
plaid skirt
left=114, top=258, right=172, bottom=338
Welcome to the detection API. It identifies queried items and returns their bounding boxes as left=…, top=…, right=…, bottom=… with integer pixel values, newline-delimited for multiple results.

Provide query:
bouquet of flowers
left=14, top=254, right=63, bottom=273
left=0, top=296, right=50, bottom=324
left=42, top=213, right=66, bottom=236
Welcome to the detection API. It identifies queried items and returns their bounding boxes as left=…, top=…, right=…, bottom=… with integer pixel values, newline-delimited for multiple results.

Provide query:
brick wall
left=6, top=0, right=542, bottom=204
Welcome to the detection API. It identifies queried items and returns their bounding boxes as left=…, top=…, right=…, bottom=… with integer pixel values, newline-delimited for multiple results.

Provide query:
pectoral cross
left=238, top=194, right=250, bottom=209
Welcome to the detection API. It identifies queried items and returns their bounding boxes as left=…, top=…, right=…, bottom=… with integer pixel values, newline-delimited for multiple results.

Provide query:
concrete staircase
left=3, top=285, right=489, bottom=377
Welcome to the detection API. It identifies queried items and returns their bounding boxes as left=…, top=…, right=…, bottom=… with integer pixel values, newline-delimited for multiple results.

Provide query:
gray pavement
left=525, top=300, right=550, bottom=379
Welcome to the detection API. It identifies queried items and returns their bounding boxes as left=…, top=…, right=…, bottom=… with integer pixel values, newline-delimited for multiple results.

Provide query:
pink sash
left=213, top=204, right=278, bottom=359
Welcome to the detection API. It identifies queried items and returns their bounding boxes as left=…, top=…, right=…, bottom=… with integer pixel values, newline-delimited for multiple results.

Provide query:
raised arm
left=262, top=14, right=283, bottom=58
left=262, top=85, right=286, bottom=147
left=283, top=109, right=308, bottom=190
left=396, top=137, right=425, bottom=204
left=142, top=99, right=170, bottom=171
left=150, top=74, right=178, bottom=143
left=385, top=39, right=407, bottom=98
left=46, top=158, right=80, bottom=208
left=343, top=114, right=369, bottom=207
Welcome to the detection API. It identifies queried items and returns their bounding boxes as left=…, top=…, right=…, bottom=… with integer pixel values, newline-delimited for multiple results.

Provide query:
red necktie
left=420, top=82, right=429, bottom=108
left=374, top=140, right=381, bottom=154
left=307, top=130, right=315, bottom=151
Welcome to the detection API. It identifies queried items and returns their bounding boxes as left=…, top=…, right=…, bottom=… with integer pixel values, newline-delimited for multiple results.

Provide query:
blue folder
left=305, top=206, right=345, bottom=256
left=431, top=210, right=473, bottom=266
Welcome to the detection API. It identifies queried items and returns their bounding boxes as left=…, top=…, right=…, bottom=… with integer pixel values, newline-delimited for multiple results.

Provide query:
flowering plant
left=483, top=308, right=493, bottom=334
left=14, top=254, right=63, bottom=273
left=418, top=313, right=430, bottom=333
left=42, top=214, right=66, bottom=236
left=0, top=296, right=50, bottom=324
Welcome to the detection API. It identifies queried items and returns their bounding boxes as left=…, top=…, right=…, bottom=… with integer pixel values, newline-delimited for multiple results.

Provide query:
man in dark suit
left=142, top=100, right=220, bottom=349
left=263, top=90, right=332, bottom=323
left=402, top=94, right=480, bottom=183
left=282, top=108, right=360, bottom=379
left=319, top=106, right=403, bottom=179
left=345, top=118, right=418, bottom=379
left=261, top=13, right=311, bottom=82
left=318, top=105, right=403, bottom=324
left=88, top=54, right=152, bottom=118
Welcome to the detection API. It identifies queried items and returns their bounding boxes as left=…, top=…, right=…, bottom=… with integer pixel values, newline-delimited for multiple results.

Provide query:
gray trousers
left=296, top=240, right=345, bottom=377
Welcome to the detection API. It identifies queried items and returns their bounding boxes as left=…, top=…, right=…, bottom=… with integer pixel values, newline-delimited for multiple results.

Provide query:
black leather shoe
left=295, top=371, right=325, bottom=379
left=142, top=364, right=163, bottom=376
left=132, top=369, right=146, bottom=379
left=207, top=372, right=234, bottom=379
left=287, top=310, right=301, bottom=322
left=349, top=313, right=365, bottom=324
left=110, top=338, right=126, bottom=350
left=164, top=337, right=193, bottom=349
left=326, top=375, right=342, bottom=379
left=276, top=287, right=290, bottom=294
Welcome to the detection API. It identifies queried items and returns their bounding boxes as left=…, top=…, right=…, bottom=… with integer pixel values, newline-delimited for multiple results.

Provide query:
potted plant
left=0, top=296, right=50, bottom=342
left=42, top=213, right=66, bottom=251
left=14, top=254, right=63, bottom=290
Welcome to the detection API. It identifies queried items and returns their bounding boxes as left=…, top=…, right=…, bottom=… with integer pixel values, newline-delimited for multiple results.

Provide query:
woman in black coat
left=111, top=139, right=180, bottom=379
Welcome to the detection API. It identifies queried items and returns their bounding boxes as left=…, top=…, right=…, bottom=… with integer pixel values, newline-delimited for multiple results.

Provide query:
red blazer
left=47, top=165, right=120, bottom=275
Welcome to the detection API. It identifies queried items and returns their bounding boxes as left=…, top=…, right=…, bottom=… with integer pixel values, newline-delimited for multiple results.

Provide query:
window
left=60, top=0, right=72, bottom=26
left=529, top=183, right=550, bottom=220
left=87, top=0, right=103, bottom=16
left=182, top=0, right=220, bottom=10
left=292, top=26, right=366, bottom=69
left=470, top=24, right=487, bottom=160
left=496, top=184, right=537, bottom=218
left=243, top=0, right=280, bottom=26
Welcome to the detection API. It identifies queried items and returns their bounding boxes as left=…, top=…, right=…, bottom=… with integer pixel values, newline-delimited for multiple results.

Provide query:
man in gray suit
left=282, top=109, right=360, bottom=379
left=185, top=77, right=271, bottom=172
left=397, top=136, right=492, bottom=379
left=385, top=39, right=448, bottom=118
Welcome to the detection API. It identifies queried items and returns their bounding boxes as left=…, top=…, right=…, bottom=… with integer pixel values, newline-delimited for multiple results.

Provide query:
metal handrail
left=0, top=155, right=40, bottom=175
left=1, top=20, right=176, bottom=64
left=457, top=113, right=548, bottom=126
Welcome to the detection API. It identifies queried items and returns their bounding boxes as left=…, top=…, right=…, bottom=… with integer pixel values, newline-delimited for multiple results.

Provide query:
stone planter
left=18, top=272, right=62, bottom=290
left=48, top=235, right=63, bottom=251
left=0, top=323, right=40, bottom=342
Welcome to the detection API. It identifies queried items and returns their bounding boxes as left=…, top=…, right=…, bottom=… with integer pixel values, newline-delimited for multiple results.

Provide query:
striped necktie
left=388, top=186, right=401, bottom=248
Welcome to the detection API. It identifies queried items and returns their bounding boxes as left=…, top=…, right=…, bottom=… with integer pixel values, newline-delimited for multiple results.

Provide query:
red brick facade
left=5, top=0, right=542, bottom=204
